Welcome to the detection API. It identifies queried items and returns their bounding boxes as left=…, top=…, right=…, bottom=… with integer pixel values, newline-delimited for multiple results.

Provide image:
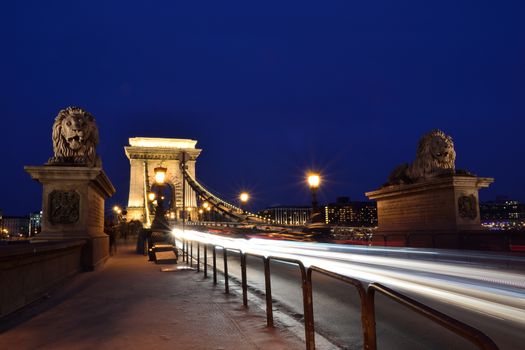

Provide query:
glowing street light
left=151, top=166, right=169, bottom=230
left=307, top=172, right=321, bottom=210
left=154, top=166, right=167, bottom=184
left=239, top=192, right=249, bottom=214
left=148, top=192, right=156, bottom=201
left=202, top=201, right=209, bottom=209
left=239, top=192, right=249, bottom=203
left=307, top=173, right=320, bottom=189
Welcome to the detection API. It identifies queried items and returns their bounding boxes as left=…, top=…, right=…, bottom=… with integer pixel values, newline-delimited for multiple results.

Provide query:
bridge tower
left=124, top=137, right=201, bottom=225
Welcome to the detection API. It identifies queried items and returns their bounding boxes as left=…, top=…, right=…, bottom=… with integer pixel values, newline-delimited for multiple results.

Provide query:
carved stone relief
left=49, top=190, right=80, bottom=224
left=458, top=194, right=477, bottom=220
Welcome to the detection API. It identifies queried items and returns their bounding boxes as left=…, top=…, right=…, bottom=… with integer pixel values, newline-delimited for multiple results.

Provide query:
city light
left=148, top=192, right=156, bottom=201
left=202, top=202, right=209, bottom=209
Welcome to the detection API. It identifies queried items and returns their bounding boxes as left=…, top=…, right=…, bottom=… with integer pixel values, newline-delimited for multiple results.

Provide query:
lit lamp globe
left=202, top=202, right=209, bottom=209
left=307, top=173, right=320, bottom=189
left=307, top=173, right=321, bottom=215
left=147, top=192, right=156, bottom=201
left=154, top=166, right=167, bottom=184
left=239, top=192, right=249, bottom=203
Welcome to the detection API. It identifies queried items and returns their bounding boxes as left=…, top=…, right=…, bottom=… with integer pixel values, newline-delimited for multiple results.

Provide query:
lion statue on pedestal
left=47, top=106, right=101, bottom=167
left=387, top=129, right=466, bottom=185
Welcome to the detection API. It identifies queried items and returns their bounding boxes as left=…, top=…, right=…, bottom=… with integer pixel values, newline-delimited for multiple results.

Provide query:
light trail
left=172, top=228, right=525, bottom=326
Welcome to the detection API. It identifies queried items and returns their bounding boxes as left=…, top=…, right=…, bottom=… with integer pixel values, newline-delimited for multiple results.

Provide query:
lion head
left=387, top=129, right=456, bottom=185
left=406, top=129, right=456, bottom=181
left=49, top=107, right=101, bottom=167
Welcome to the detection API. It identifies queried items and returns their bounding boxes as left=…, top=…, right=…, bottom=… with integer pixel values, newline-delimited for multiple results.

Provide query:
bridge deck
left=0, top=242, right=303, bottom=350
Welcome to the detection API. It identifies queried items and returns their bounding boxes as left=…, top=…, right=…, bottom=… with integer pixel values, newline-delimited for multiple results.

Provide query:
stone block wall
left=0, top=240, right=85, bottom=318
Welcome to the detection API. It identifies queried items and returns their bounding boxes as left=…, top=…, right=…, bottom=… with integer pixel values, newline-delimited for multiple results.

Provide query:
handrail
left=307, top=266, right=372, bottom=349
left=366, top=283, right=499, bottom=350
left=176, top=236, right=499, bottom=350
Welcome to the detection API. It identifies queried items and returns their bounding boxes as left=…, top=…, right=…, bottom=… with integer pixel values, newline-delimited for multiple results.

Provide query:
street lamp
left=151, top=166, right=169, bottom=231
left=113, top=205, right=122, bottom=223
left=307, top=173, right=320, bottom=210
left=154, top=166, right=167, bottom=185
left=206, top=206, right=211, bottom=221
left=239, top=192, right=249, bottom=213
left=147, top=192, right=156, bottom=202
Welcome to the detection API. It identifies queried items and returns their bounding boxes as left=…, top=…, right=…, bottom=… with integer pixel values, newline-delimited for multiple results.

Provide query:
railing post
left=365, top=288, right=378, bottom=350
left=223, top=249, right=229, bottom=294
left=180, top=239, right=184, bottom=262
left=204, top=244, right=208, bottom=278
left=213, top=246, right=217, bottom=285
left=263, top=257, right=273, bottom=327
left=241, top=253, right=248, bottom=308
left=190, top=241, right=193, bottom=267
left=303, top=268, right=315, bottom=350
left=197, top=242, right=200, bottom=272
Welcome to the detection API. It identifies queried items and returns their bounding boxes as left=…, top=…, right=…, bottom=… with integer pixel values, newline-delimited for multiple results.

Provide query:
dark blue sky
left=1, top=1, right=524, bottom=215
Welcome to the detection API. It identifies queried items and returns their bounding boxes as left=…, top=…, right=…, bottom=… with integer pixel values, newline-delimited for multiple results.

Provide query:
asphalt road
left=184, top=240, right=525, bottom=350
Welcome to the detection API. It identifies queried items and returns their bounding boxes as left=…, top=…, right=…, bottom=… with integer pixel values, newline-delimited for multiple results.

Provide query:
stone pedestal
left=25, top=166, right=116, bottom=270
left=365, top=176, right=493, bottom=234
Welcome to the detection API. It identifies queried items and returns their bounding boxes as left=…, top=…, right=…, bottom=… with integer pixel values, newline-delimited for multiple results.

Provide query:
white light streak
left=172, top=228, right=525, bottom=326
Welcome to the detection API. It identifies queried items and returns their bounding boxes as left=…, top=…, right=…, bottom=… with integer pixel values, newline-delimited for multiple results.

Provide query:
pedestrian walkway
left=0, top=243, right=304, bottom=350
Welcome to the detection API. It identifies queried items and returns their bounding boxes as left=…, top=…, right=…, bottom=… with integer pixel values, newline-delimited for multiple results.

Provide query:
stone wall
left=0, top=240, right=85, bottom=318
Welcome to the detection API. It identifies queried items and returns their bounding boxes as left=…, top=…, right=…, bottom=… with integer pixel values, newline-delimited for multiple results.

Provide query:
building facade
left=29, top=211, right=43, bottom=236
left=258, top=206, right=312, bottom=226
left=1, top=216, right=30, bottom=237
left=480, top=199, right=525, bottom=230
left=324, top=197, right=377, bottom=227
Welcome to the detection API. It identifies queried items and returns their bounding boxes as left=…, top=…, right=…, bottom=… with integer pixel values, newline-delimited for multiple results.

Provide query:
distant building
left=257, top=206, right=312, bottom=226
left=2, top=216, right=30, bottom=237
left=480, top=198, right=525, bottom=230
left=29, top=211, right=43, bottom=236
left=324, top=197, right=377, bottom=227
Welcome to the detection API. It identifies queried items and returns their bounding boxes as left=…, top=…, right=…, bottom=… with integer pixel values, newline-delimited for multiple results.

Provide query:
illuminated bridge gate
left=125, top=137, right=201, bottom=224
left=125, top=137, right=266, bottom=225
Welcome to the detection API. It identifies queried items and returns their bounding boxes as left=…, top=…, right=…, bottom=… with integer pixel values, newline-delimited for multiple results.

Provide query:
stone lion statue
left=387, top=129, right=459, bottom=185
left=47, top=107, right=101, bottom=167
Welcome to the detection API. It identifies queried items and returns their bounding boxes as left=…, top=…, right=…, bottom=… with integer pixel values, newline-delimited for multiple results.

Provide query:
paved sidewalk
left=0, top=243, right=304, bottom=350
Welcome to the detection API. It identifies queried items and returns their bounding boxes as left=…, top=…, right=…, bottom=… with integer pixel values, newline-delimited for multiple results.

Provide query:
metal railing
left=178, top=238, right=499, bottom=350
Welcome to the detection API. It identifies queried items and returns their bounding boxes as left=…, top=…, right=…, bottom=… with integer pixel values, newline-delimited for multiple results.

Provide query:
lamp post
left=113, top=205, right=122, bottom=223
left=147, top=192, right=156, bottom=202
left=307, top=173, right=320, bottom=210
left=239, top=192, right=249, bottom=213
left=151, top=166, right=169, bottom=231
left=202, top=202, right=209, bottom=221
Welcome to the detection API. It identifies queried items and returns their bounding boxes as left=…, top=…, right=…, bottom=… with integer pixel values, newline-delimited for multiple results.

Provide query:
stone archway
left=124, top=137, right=201, bottom=225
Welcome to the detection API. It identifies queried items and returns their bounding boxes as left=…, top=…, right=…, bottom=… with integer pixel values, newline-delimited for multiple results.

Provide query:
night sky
left=1, top=1, right=524, bottom=215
